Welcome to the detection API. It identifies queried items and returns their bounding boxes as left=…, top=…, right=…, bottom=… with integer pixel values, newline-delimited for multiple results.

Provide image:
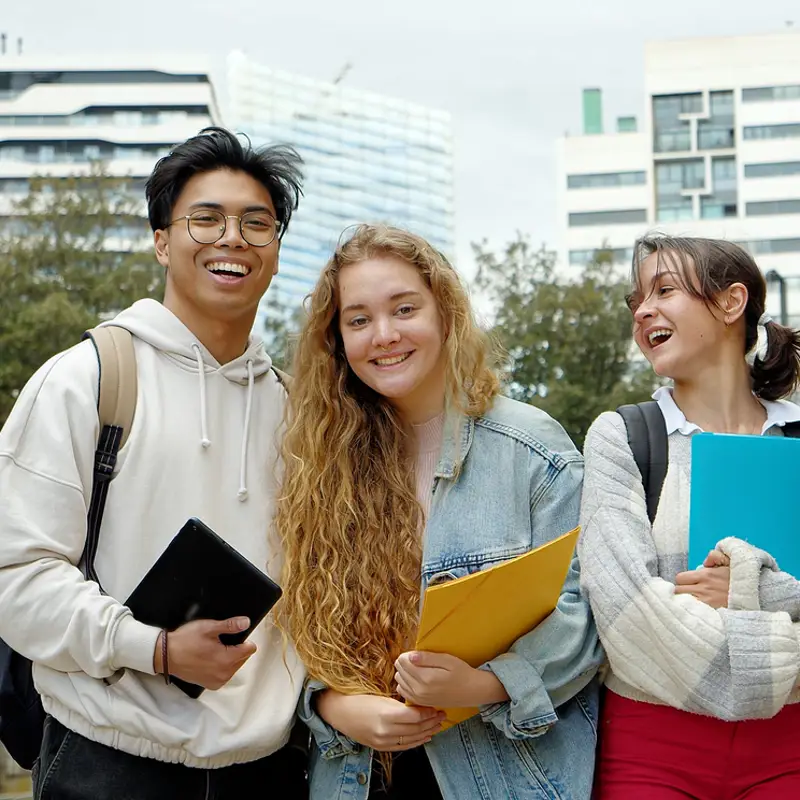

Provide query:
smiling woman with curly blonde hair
left=275, top=224, right=603, bottom=800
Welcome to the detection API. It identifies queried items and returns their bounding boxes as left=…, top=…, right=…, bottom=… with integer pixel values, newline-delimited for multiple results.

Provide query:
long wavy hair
left=276, top=224, right=500, bottom=708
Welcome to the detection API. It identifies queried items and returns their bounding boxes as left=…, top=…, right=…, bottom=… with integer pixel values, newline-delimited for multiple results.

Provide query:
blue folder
left=689, top=432, right=800, bottom=576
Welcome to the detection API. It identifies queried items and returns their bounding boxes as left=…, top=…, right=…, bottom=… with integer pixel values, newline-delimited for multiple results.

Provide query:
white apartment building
left=557, top=31, right=800, bottom=324
left=0, top=54, right=221, bottom=242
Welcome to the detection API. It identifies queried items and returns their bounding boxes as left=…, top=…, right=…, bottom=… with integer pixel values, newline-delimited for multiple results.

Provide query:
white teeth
left=206, top=262, right=249, bottom=276
left=648, top=329, right=673, bottom=345
left=375, top=353, right=410, bottom=366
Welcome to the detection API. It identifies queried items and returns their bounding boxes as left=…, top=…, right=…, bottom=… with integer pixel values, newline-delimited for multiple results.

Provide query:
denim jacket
left=299, top=396, right=604, bottom=799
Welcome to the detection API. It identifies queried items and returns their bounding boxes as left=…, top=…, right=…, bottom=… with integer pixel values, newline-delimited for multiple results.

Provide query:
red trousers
left=595, top=691, right=800, bottom=799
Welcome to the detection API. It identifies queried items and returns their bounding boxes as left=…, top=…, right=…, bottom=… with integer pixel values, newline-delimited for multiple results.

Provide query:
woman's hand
left=315, top=690, right=444, bottom=752
left=394, top=651, right=509, bottom=709
left=675, top=551, right=731, bottom=609
left=703, top=549, right=730, bottom=568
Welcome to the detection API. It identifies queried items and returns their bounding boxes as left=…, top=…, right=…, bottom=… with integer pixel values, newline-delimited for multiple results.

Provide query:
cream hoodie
left=0, top=299, right=304, bottom=767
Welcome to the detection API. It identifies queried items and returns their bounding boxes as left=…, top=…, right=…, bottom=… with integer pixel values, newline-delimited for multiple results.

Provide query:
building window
left=617, top=116, right=638, bottom=133
left=744, top=161, right=800, bottom=178
left=742, top=85, right=800, bottom=103
left=698, top=91, right=735, bottom=150
left=701, top=201, right=737, bottom=218
left=567, top=171, right=646, bottom=189
left=568, top=209, right=647, bottom=227
left=656, top=159, right=705, bottom=190
left=655, top=158, right=704, bottom=220
left=743, top=124, right=800, bottom=141
left=701, top=157, right=738, bottom=219
left=0, top=71, right=208, bottom=101
left=0, top=140, right=174, bottom=164
left=740, top=238, right=800, bottom=255
left=746, top=199, right=800, bottom=216
left=656, top=203, right=693, bottom=222
left=0, top=178, right=29, bottom=194
left=652, top=93, right=702, bottom=153
left=0, top=106, right=210, bottom=127
left=569, top=247, right=634, bottom=265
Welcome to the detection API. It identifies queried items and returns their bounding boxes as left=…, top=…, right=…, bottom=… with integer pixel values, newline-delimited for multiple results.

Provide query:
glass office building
left=227, top=52, right=455, bottom=322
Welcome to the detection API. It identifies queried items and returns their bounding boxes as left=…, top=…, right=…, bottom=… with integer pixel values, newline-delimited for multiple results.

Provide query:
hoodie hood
left=100, top=299, right=276, bottom=501
left=102, top=298, right=273, bottom=383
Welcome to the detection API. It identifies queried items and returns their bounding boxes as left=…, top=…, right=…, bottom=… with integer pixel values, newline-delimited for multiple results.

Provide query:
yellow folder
left=412, top=526, right=580, bottom=729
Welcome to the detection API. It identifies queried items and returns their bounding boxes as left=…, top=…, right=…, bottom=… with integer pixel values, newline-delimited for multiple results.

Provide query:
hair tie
left=747, top=312, right=772, bottom=366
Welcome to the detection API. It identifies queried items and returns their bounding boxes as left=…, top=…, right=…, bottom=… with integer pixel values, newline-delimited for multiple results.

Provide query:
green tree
left=260, top=288, right=306, bottom=372
left=0, top=166, right=164, bottom=427
left=473, top=234, right=659, bottom=448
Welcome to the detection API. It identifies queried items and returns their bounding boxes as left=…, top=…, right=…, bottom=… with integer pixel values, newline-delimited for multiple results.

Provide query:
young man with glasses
left=0, top=128, right=308, bottom=798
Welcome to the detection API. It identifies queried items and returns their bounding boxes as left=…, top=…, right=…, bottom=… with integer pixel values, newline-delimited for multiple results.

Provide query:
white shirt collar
left=652, top=385, right=800, bottom=436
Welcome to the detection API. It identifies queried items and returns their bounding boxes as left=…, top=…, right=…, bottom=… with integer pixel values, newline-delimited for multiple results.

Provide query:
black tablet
left=125, top=517, right=283, bottom=698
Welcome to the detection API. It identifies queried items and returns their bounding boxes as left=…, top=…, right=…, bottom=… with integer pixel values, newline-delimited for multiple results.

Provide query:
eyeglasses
left=168, top=209, right=281, bottom=247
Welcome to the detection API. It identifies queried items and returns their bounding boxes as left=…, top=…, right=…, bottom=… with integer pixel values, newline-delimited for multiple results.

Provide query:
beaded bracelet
left=162, top=629, right=171, bottom=685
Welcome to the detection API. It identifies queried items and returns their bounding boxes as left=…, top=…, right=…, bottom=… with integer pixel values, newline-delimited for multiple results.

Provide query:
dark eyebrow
left=341, top=290, right=423, bottom=315
left=187, top=202, right=275, bottom=217
left=390, top=290, right=423, bottom=302
left=645, top=268, right=680, bottom=292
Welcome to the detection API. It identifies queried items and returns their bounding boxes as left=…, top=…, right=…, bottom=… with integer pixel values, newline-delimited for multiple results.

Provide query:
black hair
left=631, top=234, right=800, bottom=401
left=145, top=126, right=303, bottom=238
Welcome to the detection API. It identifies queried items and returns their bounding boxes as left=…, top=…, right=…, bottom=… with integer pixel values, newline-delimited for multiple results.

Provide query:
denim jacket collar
left=434, top=410, right=473, bottom=479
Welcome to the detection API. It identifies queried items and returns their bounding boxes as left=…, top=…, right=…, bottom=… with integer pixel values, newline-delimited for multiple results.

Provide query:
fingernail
left=409, top=651, right=420, bottom=664
left=236, top=617, right=250, bottom=630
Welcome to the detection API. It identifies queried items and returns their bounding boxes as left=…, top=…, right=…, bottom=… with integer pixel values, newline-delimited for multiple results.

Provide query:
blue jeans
left=32, top=716, right=308, bottom=799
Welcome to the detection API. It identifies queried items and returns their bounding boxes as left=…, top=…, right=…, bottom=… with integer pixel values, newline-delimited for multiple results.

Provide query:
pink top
left=411, top=413, right=444, bottom=521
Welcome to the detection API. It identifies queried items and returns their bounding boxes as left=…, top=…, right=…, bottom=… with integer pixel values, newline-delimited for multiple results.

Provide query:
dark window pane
left=746, top=199, right=800, bottom=216
left=568, top=209, right=647, bottom=227
left=743, top=124, right=800, bottom=140
left=743, top=84, right=800, bottom=102
left=744, top=161, right=800, bottom=178
left=567, top=171, right=646, bottom=189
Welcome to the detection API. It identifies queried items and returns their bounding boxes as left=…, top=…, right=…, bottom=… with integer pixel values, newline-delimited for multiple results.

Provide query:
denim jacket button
left=356, top=772, right=368, bottom=785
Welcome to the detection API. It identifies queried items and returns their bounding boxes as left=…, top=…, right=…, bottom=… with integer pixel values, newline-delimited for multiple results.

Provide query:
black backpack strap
left=81, top=328, right=137, bottom=589
left=617, top=401, right=668, bottom=525
left=782, top=421, right=800, bottom=438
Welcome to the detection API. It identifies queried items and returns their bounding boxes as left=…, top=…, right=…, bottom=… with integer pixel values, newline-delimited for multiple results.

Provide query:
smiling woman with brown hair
left=580, top=234, right=800, bottom=799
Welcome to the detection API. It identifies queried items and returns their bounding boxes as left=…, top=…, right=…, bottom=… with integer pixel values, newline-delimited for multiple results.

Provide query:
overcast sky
left=4, top=0, right=800, bottom=276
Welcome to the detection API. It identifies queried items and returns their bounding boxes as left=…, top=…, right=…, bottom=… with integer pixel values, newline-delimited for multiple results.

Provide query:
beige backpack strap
left=85, top=326, right=138, bottom=449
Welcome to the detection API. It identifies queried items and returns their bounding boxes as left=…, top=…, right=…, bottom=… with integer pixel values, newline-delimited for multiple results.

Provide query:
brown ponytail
left=752, top=320, right=800, bottom=401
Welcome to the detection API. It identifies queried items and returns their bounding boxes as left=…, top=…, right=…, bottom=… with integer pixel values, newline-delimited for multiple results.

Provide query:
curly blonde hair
left=276, top=224, right=500, bottom=706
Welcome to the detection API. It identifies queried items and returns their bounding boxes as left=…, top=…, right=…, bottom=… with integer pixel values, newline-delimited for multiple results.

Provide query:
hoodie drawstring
left=237, top=359, right=255, bottom=502
left=192, top=343, right=254, bottom=502
left=192, top=344, right=212, bottom=449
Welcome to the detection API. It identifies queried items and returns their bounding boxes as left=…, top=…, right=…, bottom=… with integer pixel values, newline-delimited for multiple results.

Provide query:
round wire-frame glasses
left=169, top=209, right=281, bottom=247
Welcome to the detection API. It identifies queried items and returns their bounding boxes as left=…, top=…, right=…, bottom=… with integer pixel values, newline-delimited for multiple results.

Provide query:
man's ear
left=272, top=240, right=280, bottom=276
left=154, top=229, right=170, bottom=269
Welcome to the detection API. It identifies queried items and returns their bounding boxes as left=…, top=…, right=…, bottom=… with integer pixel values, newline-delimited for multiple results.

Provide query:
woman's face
left=630, top=251, right=737, bottom=381
left=337, top=255, right=447, bottom=422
